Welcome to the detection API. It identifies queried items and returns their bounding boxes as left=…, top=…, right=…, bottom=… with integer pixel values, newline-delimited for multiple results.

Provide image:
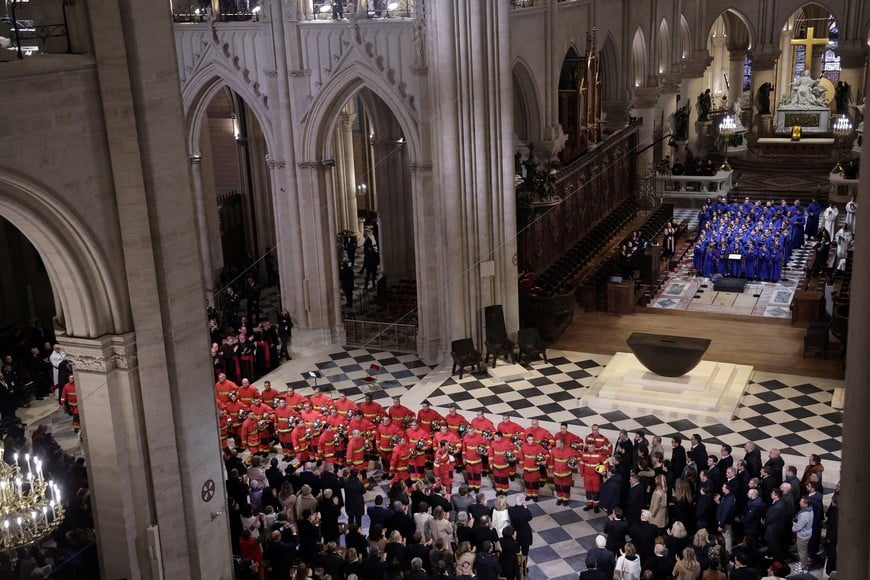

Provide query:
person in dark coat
left=507, top=495, right=533, bottom=556
left=603, top=507, right=630, bottom=555
left=344, top=468, right=366, bottom=526
left=671, top=437, right=687, bottom=479
left=579, top=553, right=609, bottom=579
left=473, top=540, right=501, bottom=580
left=386, top=500, right=415, bottom=541
left=763, top=488, right=786, bottom=558
left=367, top=494, right=393, bottom=529
left=498, top=526, right=521, bottom=580
left=744, top=442, right=762, bottom=479
left=625, top=474, right=645, bottom=525
left=588, top=534, right=616, bottom=578
left=599, top=468, right=623, bottom=515
left=317, top=488, right=342, bottom=544
left=297, top=508, right=321, bottom=565
left=689, top=434, right=707, bottom=472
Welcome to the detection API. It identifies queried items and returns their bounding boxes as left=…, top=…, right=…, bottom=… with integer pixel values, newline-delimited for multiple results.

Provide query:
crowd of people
left=215, top=374, right=838, bottom=580
left=690, top=196, right=855, bottom=283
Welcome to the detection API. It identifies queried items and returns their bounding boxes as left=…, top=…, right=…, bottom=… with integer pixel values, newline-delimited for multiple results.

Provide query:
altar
left=775, top=106, right=831, bottom=134
left=656, top=170, right=733, bottom=201
left=756, top=137, right=835, bottom=158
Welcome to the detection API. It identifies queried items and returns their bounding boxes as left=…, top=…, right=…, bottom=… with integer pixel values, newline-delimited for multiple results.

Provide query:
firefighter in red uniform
left=282, top=385, right=308, bottom=412
left=520, top=433, right=548, bottom=501
left=273, top=398, right=299, bottom=459
left=223, top=391, right=248, bottom=442
left=417, top=400, right=444, bottom=433
left=584, top=423, right=613, bottom=457
left=333, top=392, right=358, bottom=418
left=376, top=416, right=403, bottom=477
left=324, top=409, right=348, bottom=468
left=405, top=419, right=430, bottom=483
left=249, top=395, right=274, bottom=455
left=387, top=395, right=415, bottom=427
left=462, top=428, right=489, bottom=493
left=309, top=385, right=333, bottom=414
left=346, top=429, right=373, bottom=489
left=390, top=436, right=413, bottom=487
left=290, top=420, right=311, bottom=464
left=525, top=419, right=554, bottom=449
left=471, top=410, right=496, bottom=437
left=218, top=407, right=233, bottom=455
left=443, top=405, right=469, bottom=470
left=318, top=425, right=339, bottom=465
left=489, top=431, right=519, bottom=495
left=359, top=393, right=385, bottom=425
left=299, top=402, right=323, bottom=429
left=556, top=423, right=582, bottom=451
left=215, top=373, right=238, bottom=404
left=260, top=380, right=280, bottom=407
left=433, top=439, right=456, bottom=492
left=496, top=414, right=524, bottom=479
left=549, top=438, right=578, bottom=506
left=236, top=378, right=259, bottom=406
left=240, top=411, right=263, bottom=456
left=580, top=441, right=606, bottom=512
left=60, top=376, right=80, bottom=433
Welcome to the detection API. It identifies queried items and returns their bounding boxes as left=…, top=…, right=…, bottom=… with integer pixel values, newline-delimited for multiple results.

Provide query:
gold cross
left=790, top=26, right=830, bottom=72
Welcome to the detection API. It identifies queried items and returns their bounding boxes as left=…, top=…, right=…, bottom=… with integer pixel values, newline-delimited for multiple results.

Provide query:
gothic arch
left=301, top=58, right=421, bottom=165
left=0, top=169, right=129, bottom=338
left=182, top=62, right=276, bottom=159
left=631, top=27, right=648, bottom=87
left=706, top=8, right=755, bottom=50
left=657, top=18, right=671, bottom=75
left=511, top=58, right=542, bottom=144
left=779, top=2, right=842, bottom=36
left=679, top=15, right=692, bottom=60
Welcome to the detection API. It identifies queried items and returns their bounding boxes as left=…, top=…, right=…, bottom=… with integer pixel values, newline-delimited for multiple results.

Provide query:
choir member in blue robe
left=805, top=198, right=821, bottom=239
left=717, top=240, right=729, bottom=276
left=743, top=241, right=758, bottom=280
left=769, top=243, right=783, bottom=283
left=758, top=245, right=770, bottom=281
left=790, top=210, right=806, bottom=251
left=701, top=242, right=717, bottom=278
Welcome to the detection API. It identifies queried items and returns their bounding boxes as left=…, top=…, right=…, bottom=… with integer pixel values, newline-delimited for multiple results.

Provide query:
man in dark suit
left=468, top=493, right=492, bottom=526
left=603, top=507, right=629, bottom=555
left=579, top=554, right=609, bottom=580
left=507, top=495, right=534, bottom=557
left=625, top=473, right=644, bottom=525
left=631, top=510, right=659, bottom=564
left=642, top=543, right=672, bottom=580
left=763, top=488, right=786, bottom=558
left=729, top=552, right=760, bottom=580
left=344, top=468, right=366, bottom=526
left=599, top=467, right=623, bottom=515
left=367, top=494, right=393, bottom=530
left=671, top=437, right=687, bottom=478
left=386, top=500, right=415, bottom=541
left=588, top=535, right=615, bottom=578
left=689, top=434, right=707, bottom=471
left=744, top=441, right=762, bottom=479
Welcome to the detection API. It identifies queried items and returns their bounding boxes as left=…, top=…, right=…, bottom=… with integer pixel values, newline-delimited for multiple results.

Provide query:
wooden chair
left=517, top=327, right=548, bottom=364
left=451, top=338, right=482, bottom=379
left=484, top=305, right=515, bottom=367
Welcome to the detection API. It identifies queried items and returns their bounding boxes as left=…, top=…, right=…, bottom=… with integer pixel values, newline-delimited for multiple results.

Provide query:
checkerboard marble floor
left=256, top=345, right=843, bottom=579
left=28, top=344, right=842, bottom=580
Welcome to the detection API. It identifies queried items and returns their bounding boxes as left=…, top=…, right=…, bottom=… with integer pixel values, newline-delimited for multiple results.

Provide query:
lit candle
left=0, top=480, right=6, bottom=502
left=48, top=500, right=55, bottom=521
left=30, top=512, right=37, bottom=532
left=14, top=478, right=21, bottom=499
left=24, top=453, right=30, bottom=474
left=41, top=507, right=47, bottom=524
left=16, top=517, right=22, bottom=537
left=12, top=453, right=18, bottom=466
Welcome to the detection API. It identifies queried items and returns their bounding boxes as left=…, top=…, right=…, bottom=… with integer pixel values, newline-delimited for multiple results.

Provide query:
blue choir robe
left=805, top=202, right=821, bottom=238
left=701, top=246, right=717, bottom=278
left=758, top=248, right=770, bottom=281
left=790, top=215, right=806, bottom=250
left=743, top=247, right=758, bottom=280
left=769, top=248, right=782, bottom=283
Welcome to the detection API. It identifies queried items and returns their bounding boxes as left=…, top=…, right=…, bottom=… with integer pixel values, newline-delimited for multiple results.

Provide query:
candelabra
left=831, top=116, right=853, bottom=174
left=0, top=444, right=65, bottom=553
left=718, top=115, right=738, bottom=172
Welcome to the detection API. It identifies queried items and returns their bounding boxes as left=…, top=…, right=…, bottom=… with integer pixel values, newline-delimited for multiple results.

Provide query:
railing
left=511, top=0, right=536, bottom=7
left=1, top=0, right=72, bottom=59
left=312, top=1, right=414, bottom=20
left=344, top=318, right=417, bottom=351
left=171, top=0, right=261, bottom=23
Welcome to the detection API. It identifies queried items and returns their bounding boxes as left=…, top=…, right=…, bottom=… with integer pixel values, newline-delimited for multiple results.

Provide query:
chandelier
left=0, top=445, right=65, bottom=552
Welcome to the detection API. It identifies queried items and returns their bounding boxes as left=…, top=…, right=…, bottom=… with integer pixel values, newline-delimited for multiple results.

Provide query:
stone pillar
left=62, top=334, right=156, bottom=580
left=374, top=137, right=414, bottom=282
left=838, top=64, right=870, bottom=580
left=728, top=48, right=747, bottom=107
left=837, top=46, right=869, bottom=106
left=190, top=156, right=215, bottom=301
left=631, top=86, right=661, bottom=171
left=334, top=111, right=359, bottom=235
left=427, top=0, right=518, bottom=344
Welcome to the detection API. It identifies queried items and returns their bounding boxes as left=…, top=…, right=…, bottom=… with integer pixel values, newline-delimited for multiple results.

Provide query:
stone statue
left=697, top=89, right=712, bottom=122
left=786, top=70, right=827, bottom=108
left=835, top=81, right=851, bottom=115
left=756, top=82, right=773, bottom=115
left=673, top=104, right=690, bottom=141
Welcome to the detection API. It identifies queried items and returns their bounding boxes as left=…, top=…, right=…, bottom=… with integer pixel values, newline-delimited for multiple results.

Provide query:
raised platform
left=581, top=352, right=753, bottom=423
left=756, top=137, right=835, bottom=159
left=487, top=362, right=528, bottom=382
left=713, top=277, right=747, bottom=293
left=775, top=106, right=831, bottom=135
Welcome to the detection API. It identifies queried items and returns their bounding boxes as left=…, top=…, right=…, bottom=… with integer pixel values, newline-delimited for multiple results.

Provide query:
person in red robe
left=581, top=442, right=606, bottom=513
left=60, top=375, right=80, bottom=433
left=462, top=429, right=490, bottom=493
left=433, top=439, right=456, bottom=492
left=549, top=438, right=578, bottom=506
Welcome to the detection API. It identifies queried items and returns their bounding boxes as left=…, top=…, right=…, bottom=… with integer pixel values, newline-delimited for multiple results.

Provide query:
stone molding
left=60, top=333, right=137, bottom=375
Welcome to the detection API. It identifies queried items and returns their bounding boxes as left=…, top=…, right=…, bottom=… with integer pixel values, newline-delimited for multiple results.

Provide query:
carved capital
left=189, top=154, right=203, bottom=165
left=680, top=51, right=713, bottom=78
left=836, top=43, right=869, bottom=69
left=290, top=70, right=311, bottom=78
left=59, top=333, right=137, bottom=375
left=749, top=46, right=779, bottom=70
left=632, top=86, right=662, bottom=109
left=265, top=155, right=286, bottom=170
left=408, top=162, right=433, bottom=173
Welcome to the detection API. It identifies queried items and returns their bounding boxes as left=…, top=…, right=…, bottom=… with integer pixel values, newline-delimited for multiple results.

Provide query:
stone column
left=428, top=0, right=518, bottom=344
left=190, top=156, right=215, bottom=301
left=631, top=86, right=661, bottom=170
left=838, top=64, right=870, bottom=580
left=334, top=111, right=359, bottom=235
left=728, top=47, right=748, bottom=108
